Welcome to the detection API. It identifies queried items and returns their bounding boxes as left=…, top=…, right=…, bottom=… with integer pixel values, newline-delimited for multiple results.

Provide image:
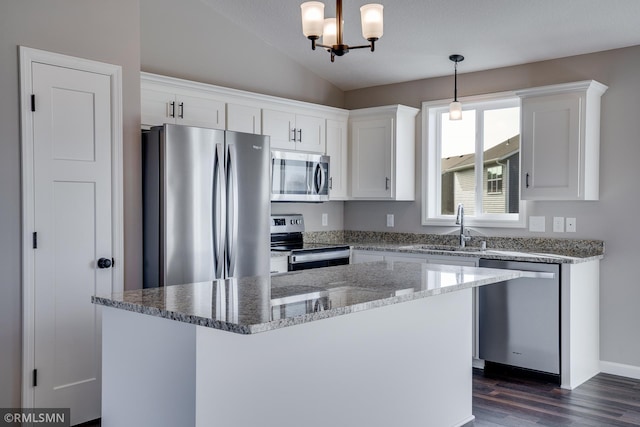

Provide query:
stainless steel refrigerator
left=142, top=124, right=270, bottom=287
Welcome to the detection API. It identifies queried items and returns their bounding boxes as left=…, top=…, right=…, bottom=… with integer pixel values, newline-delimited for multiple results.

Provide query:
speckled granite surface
left=304, top=231, right=604, bottom=263
left=93, top=261, right=519, bottom=334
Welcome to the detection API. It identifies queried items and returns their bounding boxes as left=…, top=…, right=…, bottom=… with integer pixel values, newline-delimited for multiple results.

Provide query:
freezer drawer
left=478, top=259, right=560, bottom=375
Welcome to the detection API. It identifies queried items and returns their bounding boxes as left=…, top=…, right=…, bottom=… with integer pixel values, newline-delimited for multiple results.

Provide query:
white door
left=30, top=61, right=113, bottom=425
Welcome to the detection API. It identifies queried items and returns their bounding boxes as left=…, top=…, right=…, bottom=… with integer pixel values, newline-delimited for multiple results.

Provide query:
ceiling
left=202, top=0, right=640, bottom=91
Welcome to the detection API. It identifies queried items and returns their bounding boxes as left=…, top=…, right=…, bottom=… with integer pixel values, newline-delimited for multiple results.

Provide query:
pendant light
left=301, top=0, right=384, bottom=62
left=449, top=54, right=464, bottom=120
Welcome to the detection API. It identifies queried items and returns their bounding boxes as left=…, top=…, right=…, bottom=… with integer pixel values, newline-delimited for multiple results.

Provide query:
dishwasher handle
left=517, top=270, right=556, bottom=280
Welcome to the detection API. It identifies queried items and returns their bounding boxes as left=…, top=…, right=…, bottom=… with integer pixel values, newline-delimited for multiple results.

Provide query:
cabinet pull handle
left=385, top=177, right=390, bottom=190
left=526, top=173, right=530, bottom=188
left=179, top=102, right=184, bottom=119
left=329, top=177, right=333, bottom=190
left=298, top=129, right=302, bottom=142
left=169, top=101, right=175, bottom=118
left=290, top=128, right=296, bottom=142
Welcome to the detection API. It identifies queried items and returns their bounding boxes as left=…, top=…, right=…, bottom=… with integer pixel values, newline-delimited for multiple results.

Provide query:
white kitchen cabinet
left=141, top=82, right=225, bottom=129
left=270, top=254, right=288, bottom=275
left=262, top=109, right=325, bottom=153
left=351, top=249, right=478, bottom=267
left=326, top=118, right=349, bottom=200
left=226, top=103, right=261, bottom=134
left=516, top=80, right=607, bottom=201
left=349, top=105, right=418, bottom=200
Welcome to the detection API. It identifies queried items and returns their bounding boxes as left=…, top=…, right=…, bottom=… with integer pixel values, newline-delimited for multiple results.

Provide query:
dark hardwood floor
left=473, top=368, right=640, bottom=426
left=76, top=369, right=640, bottom=426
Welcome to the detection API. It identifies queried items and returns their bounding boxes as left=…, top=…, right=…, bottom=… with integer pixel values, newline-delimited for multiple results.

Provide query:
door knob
left=97, top=258, right=112, bottom=269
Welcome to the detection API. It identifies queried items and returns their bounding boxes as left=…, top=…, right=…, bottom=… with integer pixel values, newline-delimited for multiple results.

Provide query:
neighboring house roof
left=442, top=135, right=520, bottom=173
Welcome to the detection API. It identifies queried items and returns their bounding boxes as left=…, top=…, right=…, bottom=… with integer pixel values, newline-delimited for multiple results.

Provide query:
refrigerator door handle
left=213, top=143, right=226, bottom=279
left=226, top=144, right=239, bottom=277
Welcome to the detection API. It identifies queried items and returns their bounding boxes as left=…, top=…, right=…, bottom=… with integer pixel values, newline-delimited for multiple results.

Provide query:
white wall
left=0, top=0, right=141, bottom=408
left=343, top=46, right=640, bottom=370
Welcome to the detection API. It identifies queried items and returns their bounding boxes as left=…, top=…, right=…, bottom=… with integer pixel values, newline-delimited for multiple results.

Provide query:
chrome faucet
left=455, top=203, right=472, bottom=248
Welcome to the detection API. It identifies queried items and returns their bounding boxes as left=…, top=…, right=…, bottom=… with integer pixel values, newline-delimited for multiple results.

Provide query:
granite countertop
left=93, top=261, right=520, bottom=334
left=348, top=242, right=603, bottom=263
left=304, top=231, right=605, bottom=264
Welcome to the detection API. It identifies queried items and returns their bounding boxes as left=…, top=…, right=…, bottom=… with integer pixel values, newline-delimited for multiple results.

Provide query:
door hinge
left=32, top=232, right=37, bottom=249
left=33, top=369, right=38, bottom=387
left=31, top=94, right=36, bottom=112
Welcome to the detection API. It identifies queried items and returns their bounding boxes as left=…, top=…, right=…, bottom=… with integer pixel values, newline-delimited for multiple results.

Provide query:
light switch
left=529, top=216, right=546, bottom=232
left=386, top=214, right=394, bottom=227
left=321, top=213, right=328, bottom=227
left=553, top=217, right=565, bottom=233
left=566, top=217, right=577, bottom=232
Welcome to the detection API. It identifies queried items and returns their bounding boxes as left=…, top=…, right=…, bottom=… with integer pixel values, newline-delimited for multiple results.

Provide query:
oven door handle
left=290, top=249, right=351, bottom=264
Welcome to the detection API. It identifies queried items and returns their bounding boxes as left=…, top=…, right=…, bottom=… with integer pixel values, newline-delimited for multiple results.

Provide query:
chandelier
left=300, top=0, right=384, bottom=62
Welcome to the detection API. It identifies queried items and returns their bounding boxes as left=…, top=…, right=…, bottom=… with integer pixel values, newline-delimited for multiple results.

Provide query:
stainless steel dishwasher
left=478, top=259, right=560, bottom=375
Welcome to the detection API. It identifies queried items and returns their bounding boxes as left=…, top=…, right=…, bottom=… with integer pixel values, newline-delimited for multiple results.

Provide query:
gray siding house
left=441, top=136, right=520, bottom=215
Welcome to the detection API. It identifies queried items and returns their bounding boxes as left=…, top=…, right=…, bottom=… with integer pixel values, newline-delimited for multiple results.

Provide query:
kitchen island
left=94, top=261, right=520, bottom=427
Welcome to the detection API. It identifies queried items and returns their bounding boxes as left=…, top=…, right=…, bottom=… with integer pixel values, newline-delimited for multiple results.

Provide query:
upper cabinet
left=517, top=80, right=607, bottom=201
left=326, top=118, right=349, bottom=200
left=141, top=73, right=348, bottom=159
left=141, top=80, right=225, bottom=129
left=349, top=105, right=419, bottom=200
left=226, top=103, right=261, bottom=134
left=262, top=109, right=325, bottom=153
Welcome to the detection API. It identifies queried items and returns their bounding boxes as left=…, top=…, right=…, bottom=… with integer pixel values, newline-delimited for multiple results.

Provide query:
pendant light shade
left=360, top=4, right=384, bottom=40
left=449, top=54, right=464, bottom=121
left=301, top=2, right=325, bottom=38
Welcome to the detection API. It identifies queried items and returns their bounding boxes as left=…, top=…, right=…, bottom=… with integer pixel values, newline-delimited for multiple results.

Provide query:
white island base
left=102, top=288, right=474, bottom=427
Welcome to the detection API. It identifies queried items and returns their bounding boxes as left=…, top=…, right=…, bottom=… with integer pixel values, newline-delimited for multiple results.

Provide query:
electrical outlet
left=566, top=217, right=577, bottom=232
left=321, top=213, right=328, bottom=227
left=529, top=216, right=545, bottom=232
left=386, top=214, right=394, bottom=227
left=553, top=217, right=565, bottom=233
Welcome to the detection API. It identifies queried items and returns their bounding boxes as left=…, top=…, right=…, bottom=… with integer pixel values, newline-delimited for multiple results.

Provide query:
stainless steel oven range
left=270, top=214, right=350, bottom=271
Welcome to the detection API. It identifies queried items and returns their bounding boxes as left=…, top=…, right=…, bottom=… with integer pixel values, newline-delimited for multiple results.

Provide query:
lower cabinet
left=270, top=254, right=288, bottom=275
left=351, top=249, right=478, bottom=266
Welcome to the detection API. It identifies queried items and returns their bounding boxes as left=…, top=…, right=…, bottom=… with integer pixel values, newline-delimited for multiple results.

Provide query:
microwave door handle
left=213, top=143, right=226, bottom=279
left=314, top=163, right=322, bottom=194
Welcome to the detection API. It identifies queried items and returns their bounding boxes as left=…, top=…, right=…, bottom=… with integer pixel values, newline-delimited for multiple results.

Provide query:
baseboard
left=600, top=360, right=640, bottom=380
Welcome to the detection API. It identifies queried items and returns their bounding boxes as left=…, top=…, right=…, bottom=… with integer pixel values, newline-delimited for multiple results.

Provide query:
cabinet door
left=295, top=114, right=325, bottom=153
left=521, top=94, right=581, bottom=200
left=351, top=118, right=393, bottom=198
left=141, top=87, right=175, bottom=127
left=262, top=109, right=296, bottom=150
left=326, top=119, right=348, bottom=200
left=176, top=93, right=225, bottom=130
left=351, top=251, right=384, bottom=264
left=227, top=103, right=261, bottom=134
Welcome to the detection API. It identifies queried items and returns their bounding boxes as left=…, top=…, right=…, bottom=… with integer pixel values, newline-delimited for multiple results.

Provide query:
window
left=422, top=92, right=526, bottom=228
left=487, top=166, right=503, bottom=194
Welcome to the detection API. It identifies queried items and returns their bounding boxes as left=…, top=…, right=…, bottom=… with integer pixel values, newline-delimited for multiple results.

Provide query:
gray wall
left=0, top=0, right=141, bottom=408
left=140, top=0, right=344, bottom=108
left=343, top=46, right=640, bottom=369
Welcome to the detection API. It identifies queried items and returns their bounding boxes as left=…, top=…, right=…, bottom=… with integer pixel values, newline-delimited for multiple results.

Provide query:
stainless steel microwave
left=271, top=150, right=329, bottom=202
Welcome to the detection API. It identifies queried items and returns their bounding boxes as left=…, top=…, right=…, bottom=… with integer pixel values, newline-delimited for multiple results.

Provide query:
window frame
left=421, top=91, right=527, bottom=228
